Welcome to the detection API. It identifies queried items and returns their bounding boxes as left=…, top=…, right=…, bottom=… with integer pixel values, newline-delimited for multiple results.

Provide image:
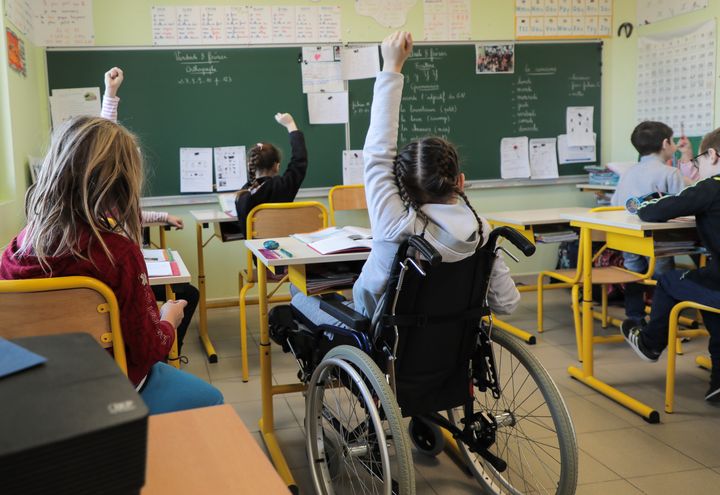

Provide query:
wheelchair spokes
left=449, top=329, right=578, bottom=495
left=306, top=347, right=414, bottom=495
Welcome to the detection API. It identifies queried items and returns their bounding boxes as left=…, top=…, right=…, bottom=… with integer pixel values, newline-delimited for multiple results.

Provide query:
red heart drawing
left=314, top=53, right=321, bottom=61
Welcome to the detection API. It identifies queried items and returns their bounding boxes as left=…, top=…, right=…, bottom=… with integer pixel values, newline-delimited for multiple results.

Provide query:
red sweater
left=0, top=228, right=175, bottom=386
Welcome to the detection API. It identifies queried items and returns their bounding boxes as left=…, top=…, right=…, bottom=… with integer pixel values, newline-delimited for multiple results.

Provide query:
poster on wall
left=6, top=28, right=26, bottom=77
left=476, top=43, right=515, bottom=74
left=636, top=19, right=716, bottom=137
left=637, top=0, right=709, bottom=25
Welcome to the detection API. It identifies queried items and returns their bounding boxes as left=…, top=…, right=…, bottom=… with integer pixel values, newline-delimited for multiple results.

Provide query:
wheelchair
left=270, top=226, right=578, bottom=494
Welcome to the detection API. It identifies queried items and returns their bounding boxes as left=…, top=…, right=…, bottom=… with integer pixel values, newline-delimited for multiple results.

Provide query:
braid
left=394, top=156, right=430, bottom=230
left=457, top=189, right=484, bottom=239
left=246, top=147, right=261, bottom=190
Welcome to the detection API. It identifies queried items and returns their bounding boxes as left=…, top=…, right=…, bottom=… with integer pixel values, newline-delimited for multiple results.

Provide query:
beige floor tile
left=212, top=376, right=263, bottom=402
left=576, top=479, right=644, bottom=494
left=629, top=468, right=720, bottom=494
left=638, top=418, right=720, bottom=467
left=412, top=451, right=479, bottom=494
left=289, top=466, right=315, bottom=495
left=563, top=394, right=634, bottom=434
left=274, top=427, right=309, bottom=469
left=231, top=397, right=301, bottom=432
left=578, top=428, right=702, bottom=478
left=577, top=449, right=622, bottom=485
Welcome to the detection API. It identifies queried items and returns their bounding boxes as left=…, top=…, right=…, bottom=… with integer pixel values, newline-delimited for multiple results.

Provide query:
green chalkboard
left=46, top=47, right=346, bottom=196
left=349, top=43, right=603, bottom=180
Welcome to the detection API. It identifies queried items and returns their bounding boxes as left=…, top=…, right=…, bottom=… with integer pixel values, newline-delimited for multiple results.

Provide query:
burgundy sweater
left=0, top=228, right=175, bottom=386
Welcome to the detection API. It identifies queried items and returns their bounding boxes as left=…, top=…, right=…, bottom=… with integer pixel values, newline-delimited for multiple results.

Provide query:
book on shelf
left=293, top=226, right=372, bottom=255
left=534, top=231, right=578, bottom=244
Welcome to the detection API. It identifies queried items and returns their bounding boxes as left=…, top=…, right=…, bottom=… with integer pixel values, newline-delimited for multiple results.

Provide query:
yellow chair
left=0, top=276, right=128, bottom=376
left=238, top=201, right=328, bottom=381
left=665, top=301, right=716, bottom=413
left=537, top=206, right=652, bottom=360
left=328, top=184, right=367, bottom=226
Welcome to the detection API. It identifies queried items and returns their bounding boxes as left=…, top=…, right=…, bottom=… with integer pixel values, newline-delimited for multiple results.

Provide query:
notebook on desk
left=293, top=226, right=372, bottom=255
left=142, top=249, right=180, bottom=277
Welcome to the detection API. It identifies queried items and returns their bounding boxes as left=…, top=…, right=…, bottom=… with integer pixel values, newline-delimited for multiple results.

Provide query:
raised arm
left=101, top=66, right=123, bottom=122
left=274, top=112, right=308, bottom=198
left=363, top=31, right=416, bottom=241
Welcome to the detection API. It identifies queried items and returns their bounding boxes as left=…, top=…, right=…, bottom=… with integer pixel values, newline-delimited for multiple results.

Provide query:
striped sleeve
left=101, top=95, right=120, bottom=123
left=141, top=211, right=169, bottom=224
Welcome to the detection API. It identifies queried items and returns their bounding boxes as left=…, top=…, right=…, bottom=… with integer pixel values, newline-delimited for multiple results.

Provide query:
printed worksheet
left=566, top=106, right=595, bottom=146
left=557, top=134, right=596, bottom=164
left=529, top=138, right=559, bottom=179
left=340, top=46, right=380, bottom=80
left=301, top=46, right=344, bottom=93
left=423, top=0, right=471, bottom=40
left=637, top=0, right=708, bottom=25
left=500, top=137, right=531, bottom=179
left=342, top=150, right=365, bottom=185
left=180, top=147, right=213, bottom=193
left=34, top=0, right=95, bottom=46
left=308, top=92, right=349, bottom=124
left=355, top=0, right=417, bottom=28
left=48, top=89, right=101, bottom=129
left=214, top=146, right=247, bottom=192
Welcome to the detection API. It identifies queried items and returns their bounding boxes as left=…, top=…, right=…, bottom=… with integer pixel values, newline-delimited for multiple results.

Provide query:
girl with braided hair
left=287, top=31, right=519, bottom=328
left=234, top=112, right=308, bottom=237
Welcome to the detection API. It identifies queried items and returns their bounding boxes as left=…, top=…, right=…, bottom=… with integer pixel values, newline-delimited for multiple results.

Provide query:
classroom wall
left=1, top=0, right=717, bottom=300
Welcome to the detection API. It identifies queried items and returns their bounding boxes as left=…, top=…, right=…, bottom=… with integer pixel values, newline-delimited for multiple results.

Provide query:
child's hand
left=104, top=67, right=124, bottom=98
left=166, top=214, right=184, bottom=229
left=677, top=136, right=693, bottom=162
left=679, top=160, right=699, bottom=182
left=275, top=112, right=298, bottom=132
left=381, top=31, right=413, bottom=73
left=160, top=299, right=187, bottom=329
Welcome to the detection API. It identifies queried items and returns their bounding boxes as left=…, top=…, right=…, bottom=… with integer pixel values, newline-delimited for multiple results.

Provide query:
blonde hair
left=19, top=116, right=144, bottom=269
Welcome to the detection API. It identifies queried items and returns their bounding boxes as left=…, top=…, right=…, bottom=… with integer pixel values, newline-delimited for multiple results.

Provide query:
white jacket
left=353, top=71, right=520, bottom=319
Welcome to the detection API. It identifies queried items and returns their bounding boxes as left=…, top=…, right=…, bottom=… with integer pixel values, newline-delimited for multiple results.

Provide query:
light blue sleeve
left=362, top=71, right=416, bottom=242
left=667, top=168, right=686, bottom=195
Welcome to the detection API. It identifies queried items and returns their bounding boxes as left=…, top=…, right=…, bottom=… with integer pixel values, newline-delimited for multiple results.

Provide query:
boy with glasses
left=612, top=121, right=691, bottom=327
left=622, top=128, right=720, bottom=401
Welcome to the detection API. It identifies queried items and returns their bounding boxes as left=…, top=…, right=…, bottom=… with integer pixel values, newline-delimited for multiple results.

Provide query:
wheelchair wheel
left=448, top=329, right=578, bottom=495
left=305, top=345, right=414, bottom=495
left=408, top=417, right=444, bottom=457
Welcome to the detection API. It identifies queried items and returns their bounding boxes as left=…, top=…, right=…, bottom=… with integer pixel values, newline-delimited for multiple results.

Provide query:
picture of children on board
left=476, top=43, right=515, bottom=74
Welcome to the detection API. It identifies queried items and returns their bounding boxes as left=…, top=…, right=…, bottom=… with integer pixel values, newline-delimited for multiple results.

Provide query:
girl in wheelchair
left=271, top=31, right=578, bottom=495
left=288, top=30, right=520, bottom=329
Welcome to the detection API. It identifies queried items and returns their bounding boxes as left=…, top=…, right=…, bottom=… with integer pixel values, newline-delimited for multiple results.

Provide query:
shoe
left=268, top=305, right=296, bottom=351
left=621, top=319, right=661, bottom=362
left=706, top=369, right=720, bottom=402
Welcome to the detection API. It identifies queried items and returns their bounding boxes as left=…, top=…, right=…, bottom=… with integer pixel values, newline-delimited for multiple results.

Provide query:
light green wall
left=3, top=0, right=719, bottom=299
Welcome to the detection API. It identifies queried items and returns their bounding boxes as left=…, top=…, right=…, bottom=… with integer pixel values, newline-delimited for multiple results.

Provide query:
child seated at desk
left=285, top=31, right=520, bottom=327
left=611, top=121, right=690, bottom=326
left=102, top=67, right=199, bottom=353
left=0, top=102, right=223, bottom=415
left=622, top=128, right=720, bottom=402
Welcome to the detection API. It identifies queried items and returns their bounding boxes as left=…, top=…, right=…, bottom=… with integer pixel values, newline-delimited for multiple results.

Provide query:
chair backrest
left=0, top=276, right=128, bottom=375
left=244, top=201, right=328, bottom=278
left=328, top=185, right=367, bottom=225
left=376, top=236, right=494, bottom=417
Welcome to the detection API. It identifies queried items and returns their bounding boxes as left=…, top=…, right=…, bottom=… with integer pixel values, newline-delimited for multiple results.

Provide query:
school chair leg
left=239, top=280, right=254, bottom=383
left=601, top=284, right=608, bottom=329
left=665, top=305, right=683, bottom=413
left=537, top=273, right=545, bottom=333
left=697, top=355, right=712, bottom=371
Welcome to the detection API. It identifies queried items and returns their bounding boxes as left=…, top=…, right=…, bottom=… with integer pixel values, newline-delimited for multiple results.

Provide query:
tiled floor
left=178, top=289, right=720, bottom=494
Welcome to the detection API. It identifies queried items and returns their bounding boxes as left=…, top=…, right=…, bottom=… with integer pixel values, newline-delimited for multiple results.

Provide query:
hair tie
left=257, top=143, right=263, bottom=149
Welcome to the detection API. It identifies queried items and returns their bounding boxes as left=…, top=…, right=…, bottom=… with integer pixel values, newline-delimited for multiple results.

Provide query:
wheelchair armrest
left=319, top=298, right=370, bottom=332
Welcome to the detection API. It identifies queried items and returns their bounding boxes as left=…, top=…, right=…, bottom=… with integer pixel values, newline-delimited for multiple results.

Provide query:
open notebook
left=142, top=249, right=180, bottom=277
left=292, top=226, right=372, bottom=255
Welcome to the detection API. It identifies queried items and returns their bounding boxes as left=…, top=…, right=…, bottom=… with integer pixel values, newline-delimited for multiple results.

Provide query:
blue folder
left=0, top=337, right=47, bottom=378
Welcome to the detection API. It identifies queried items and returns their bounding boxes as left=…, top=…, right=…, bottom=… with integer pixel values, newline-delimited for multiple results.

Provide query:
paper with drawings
left=48, top=89, right=101, bottom=129
left=355, top=0, right=417, bottom=28
left=5, top=0, right=34, bottom=37
left=529, top=138, right=559, bottom=179
left=301, top=46, right=343, bottom=93
left=557, top=134, right=596, bottom=164
left=566, top=106, right=594, bottom=146
left=308, top=92, right=349, bottom=124
left=180, top=147, right=213, bottom=193
left=341, top=46, right=380, bottom=80
left=500, top=137, right=531, bottom=179
left=213, top=146, right=247, bottom=192
left=342, top=150, right=365, bottom=185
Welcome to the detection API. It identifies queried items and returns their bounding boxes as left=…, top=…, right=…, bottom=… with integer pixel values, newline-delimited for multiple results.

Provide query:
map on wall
left=636, top=20, right=716, bottom=137
left=514, top=0, right=613, bottom=39
left=637, top=0, right=709, bottom=25
left=355, top=0, right=417, bottom=28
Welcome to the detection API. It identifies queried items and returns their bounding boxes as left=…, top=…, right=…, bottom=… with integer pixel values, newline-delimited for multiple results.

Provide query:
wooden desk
left=142, top=405, right=288, bottom=495
left=245, top=236, right=369, bottom=492
left=190, top=209, right=239, bottom=363
left=560, top=210, right=696, bottom=422
left=484, top=207, right=590, bottom=344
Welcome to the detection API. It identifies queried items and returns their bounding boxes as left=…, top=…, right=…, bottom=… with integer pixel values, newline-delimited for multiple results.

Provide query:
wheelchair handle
left=487, top=226, right=536, bottom=257
left=408, top=235, right=442, bottom=266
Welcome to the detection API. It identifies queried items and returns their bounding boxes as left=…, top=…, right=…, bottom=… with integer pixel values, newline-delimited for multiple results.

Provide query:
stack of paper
left=653, top=241, right=700, bottom=257
left=534, top=231, right=579, bottom=244
left=305, top=271, right=358, bottom=294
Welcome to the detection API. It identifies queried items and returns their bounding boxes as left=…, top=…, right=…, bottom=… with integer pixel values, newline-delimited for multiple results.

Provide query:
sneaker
left=621, top=319, right=661, bottom=362
left=706, top=369, right=720, bottom=402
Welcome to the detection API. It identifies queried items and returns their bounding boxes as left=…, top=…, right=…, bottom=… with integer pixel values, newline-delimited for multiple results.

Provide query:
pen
left=279, top=248, right=293, bottom=258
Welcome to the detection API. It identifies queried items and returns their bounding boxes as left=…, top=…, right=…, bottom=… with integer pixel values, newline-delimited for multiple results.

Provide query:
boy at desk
left=622, top=128, right=720, bottom=402
left=611, top=121, right=690, bottom=326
